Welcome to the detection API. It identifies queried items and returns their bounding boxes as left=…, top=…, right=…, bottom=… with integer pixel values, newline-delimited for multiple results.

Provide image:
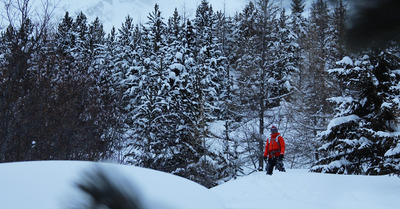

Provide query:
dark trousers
left=266, top=157, right=285, bottom=175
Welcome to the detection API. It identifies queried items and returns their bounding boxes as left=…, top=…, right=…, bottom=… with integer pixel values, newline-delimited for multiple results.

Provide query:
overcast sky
left=0, top=0, right=296, bottom=32
left=50, top=0, right=249, bottom=31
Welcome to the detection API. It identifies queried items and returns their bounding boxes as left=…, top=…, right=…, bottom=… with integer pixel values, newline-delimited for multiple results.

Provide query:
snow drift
left=0, top=161, right=223, bottom=209
left=211, top=170, right=400, bottom=209
left=1, top=161, right=399, bottom=209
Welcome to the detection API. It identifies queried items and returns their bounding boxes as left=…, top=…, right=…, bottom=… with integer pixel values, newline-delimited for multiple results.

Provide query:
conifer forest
left=1, top=0, right=399, bottom=187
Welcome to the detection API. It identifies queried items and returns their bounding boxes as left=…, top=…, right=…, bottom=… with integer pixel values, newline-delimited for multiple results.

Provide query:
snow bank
left=211, top=170, right=400, bottom=209
left=2, top=161, right=399, bottom=209
left=0, top=161, right=223, bottom=209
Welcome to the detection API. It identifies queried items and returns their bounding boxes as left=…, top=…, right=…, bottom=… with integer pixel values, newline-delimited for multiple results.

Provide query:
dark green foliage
left=311, top=48, right=400, bottom=175
left=291, top=0, right=306, bottom=14
left=0, top=11, right=120, bottom=162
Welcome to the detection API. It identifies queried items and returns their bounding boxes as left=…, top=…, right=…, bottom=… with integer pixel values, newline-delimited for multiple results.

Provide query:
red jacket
left=264, top=133, right=285, bottom=158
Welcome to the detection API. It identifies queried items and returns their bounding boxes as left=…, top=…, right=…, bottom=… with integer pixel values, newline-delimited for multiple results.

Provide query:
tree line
left=0, top=0, right=399, bottom=187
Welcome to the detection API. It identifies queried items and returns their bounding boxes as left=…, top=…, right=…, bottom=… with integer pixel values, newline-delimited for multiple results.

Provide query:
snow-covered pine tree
left=89, top=20, right=125, bottom=162
left=50, top=12, right=116, bottom=160
left=212, top=9, right=244, bottom=181
left=183, top=0, right=230, bottom=187
left=166, top=8, right=182, bottom=44
left=113, top=15, right=144, bottom=165
left=143, top=4, right=166, bottom=53
left=123, top=3, right=168, bottom=168
left=291, top=0, right=305, bottom=14
left=56, top=12, right=74, bottom=52
left=311, top=47, right=400, bottom=175
left=234, top=1, right=258, bottom=117
left=194, top=0, right=214, bottom=51
left=161, top=11, right=207, bottom=184
left=273, top=8, right=296, bottom=98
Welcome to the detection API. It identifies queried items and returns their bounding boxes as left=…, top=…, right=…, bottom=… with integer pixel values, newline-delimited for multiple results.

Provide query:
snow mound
left=319, top=114, right=361, bottom=136
left=0, top=161, right=223, bottom=209
left=211, top=170, right=400, bottom=209
left=2, top=161, right=399, bottom=209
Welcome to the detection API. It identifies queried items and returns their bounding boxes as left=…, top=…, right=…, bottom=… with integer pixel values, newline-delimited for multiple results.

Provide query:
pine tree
left=57, top=12, right=75, bottom=51
left=114, top=15, right=142, bottom=115
left=194, top=0, right=214, bottom=49
left=131, top=3, right=168, bottom=169
left=235, top=0, right=258, bottom=110
left=167, top=8, right=182, bottom=44
left=144, top=4, right=166, bottom=53
left=179, top=0, right=230, bottom=186
left=114, top=16, right=143, bottom=165
left=96, top=26, right=126, bottom=163
left=212, top=9, right=243, bottom=180
left=311, top=47, right=400, bottom=175
left=44, top=12, right=116, bottom=160
left=291, top=0, right=306, bottom=14
left=87, top=18, right=122, bottom=161
left=88, top=17, right=105, bottom=52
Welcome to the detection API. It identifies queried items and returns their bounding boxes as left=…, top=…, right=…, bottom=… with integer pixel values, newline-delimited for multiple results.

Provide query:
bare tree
left=1, top=0, right=59, bottom=45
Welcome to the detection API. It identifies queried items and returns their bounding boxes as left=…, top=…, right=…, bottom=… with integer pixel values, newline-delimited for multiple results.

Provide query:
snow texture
left=320, top=114, right=361, bottom=136
left=0, top=161, right=223, bottom=209
left=1, top=161, right=400, bottom=209
left=337, top=56, right=354, bottom=66
left=385, top=144, right=400, bottom=156
left=211, top=169, right=400, bottom=209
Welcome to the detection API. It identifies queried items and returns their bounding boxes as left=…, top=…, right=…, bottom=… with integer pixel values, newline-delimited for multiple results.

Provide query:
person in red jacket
left=264, top=125, right=286, bottom=175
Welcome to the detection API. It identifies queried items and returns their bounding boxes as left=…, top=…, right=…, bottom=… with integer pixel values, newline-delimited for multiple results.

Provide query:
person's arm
left=264, top=140, right=269, bottom=158
left=278, top=136, right=285, bottom=156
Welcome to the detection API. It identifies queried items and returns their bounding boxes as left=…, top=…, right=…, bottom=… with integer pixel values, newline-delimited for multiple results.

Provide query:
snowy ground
left=211, top=169, right=400, bottom=209
left=1, top=161, right=399, bottom=209
left=0, top=161, right=223, bottom=209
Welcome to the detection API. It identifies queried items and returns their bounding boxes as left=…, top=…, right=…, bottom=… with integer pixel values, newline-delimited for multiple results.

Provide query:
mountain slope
left=211, top=170, right=400, bottom=209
